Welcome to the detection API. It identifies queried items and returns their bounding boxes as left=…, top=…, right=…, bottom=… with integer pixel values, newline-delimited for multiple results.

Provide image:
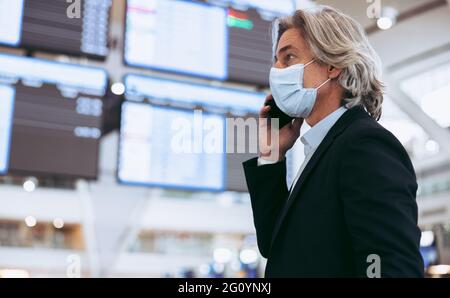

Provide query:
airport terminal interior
left=0, top=0, right=450, bottom=278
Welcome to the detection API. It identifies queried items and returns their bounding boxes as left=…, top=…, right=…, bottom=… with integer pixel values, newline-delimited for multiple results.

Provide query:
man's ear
left=327, top=65, right=342, bottom=79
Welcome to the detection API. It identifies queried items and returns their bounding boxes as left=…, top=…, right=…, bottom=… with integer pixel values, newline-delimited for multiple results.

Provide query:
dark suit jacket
left=243, top=106, right=424, bottom=277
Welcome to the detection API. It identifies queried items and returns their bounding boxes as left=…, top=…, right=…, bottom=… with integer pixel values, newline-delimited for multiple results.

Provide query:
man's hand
left=259, top=94, right=303, bottom=162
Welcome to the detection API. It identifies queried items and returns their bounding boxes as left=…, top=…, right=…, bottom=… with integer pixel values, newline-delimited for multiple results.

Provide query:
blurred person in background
left=243, top=5, right=424, bottom=278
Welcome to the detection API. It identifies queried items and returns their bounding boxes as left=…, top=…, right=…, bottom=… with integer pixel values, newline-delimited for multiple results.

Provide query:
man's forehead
left=277, top=29, right=302, bottom=52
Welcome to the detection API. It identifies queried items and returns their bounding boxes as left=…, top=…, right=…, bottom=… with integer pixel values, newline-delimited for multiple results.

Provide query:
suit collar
left=269, top=105, right=370, bottom=249
left=301, top=106, right=348, bottom=156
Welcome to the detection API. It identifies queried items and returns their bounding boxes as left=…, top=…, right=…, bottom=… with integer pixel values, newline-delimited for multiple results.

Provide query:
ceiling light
left=377, top=6, right=398, bottom=30
left=425, top=140, right=439, bottom=154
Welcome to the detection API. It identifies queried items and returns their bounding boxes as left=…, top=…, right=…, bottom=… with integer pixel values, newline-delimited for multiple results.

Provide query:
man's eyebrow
left=276, top=45, right=293, bottom=56
left=274, top=45, right=297, bottom=61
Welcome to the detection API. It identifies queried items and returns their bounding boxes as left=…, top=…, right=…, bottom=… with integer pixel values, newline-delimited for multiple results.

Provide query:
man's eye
left=286, top=54, right=296, bottom=63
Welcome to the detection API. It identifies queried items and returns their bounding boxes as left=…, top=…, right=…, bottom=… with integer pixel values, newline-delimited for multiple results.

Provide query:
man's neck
left=306, top=89, right=343, bottom=127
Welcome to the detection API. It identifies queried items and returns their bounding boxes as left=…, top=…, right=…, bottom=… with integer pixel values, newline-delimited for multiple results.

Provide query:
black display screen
left=0, top=0, right=111, bottom=60
left=0, top=53, right=108, bottom=179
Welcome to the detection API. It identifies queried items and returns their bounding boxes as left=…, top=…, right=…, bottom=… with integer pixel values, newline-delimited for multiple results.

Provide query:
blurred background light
left=52, top=218, right=65, bottom=229
left=24, top=216, right=37, bottom=228
left=421, top=231, right=435, bottom=247
left=111, top=82, right=125, bottom=96
left=213, top=248, right=233, bottom=264
left=0, top=269, right=30, bottom=278
left=428, top=264, right=450, bottom=276
left=377, top=6, right=398, bottom=30
left=22, top=178, right=37, bottom=193
left=425, top=140, right=440, bottom=154
left=239, top=248, right=258, bottom=264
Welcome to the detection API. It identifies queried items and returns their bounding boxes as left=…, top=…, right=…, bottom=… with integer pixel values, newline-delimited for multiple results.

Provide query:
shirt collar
left=301, top=106, right=348, bottom=156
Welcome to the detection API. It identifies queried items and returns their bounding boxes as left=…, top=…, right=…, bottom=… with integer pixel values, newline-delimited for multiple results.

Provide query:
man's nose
left=273, top=61, right=284, bottom=69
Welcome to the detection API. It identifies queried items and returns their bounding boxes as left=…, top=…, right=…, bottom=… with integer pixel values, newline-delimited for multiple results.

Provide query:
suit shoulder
left=336, top=115, right=412, bottom=160
left=334, top=115, right=415, bottom=174
left=338, top=116, right=404, bottom=149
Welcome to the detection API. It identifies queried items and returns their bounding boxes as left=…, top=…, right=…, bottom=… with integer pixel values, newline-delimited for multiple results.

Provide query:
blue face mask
left=269, top=59, right=331, bottom=118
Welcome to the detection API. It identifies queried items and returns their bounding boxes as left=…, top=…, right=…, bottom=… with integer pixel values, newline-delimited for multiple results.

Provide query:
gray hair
left=272, top=5, right=384, bottom=120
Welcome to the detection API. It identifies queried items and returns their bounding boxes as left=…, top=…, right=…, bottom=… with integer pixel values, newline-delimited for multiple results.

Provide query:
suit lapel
left=269, top=106, right=368, bottom=250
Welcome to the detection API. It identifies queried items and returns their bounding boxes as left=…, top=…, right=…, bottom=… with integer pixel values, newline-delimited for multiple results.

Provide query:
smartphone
left=265, top=98, right=294, bottom=128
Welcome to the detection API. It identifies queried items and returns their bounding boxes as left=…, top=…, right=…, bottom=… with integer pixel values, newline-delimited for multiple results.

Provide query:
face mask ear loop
left=304, top=59, right=315, bottom=68
left=298, top=59, right=316, bottom=85
left=316, top=78, right=331, bottom=90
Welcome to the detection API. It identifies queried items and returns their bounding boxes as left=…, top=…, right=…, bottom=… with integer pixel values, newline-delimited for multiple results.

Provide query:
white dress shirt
left=258, top=106, right=348, bottom=195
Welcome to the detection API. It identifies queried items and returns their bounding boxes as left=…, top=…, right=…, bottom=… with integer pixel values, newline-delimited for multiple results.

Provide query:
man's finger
left=264, top=93, right=273, bottom=105
left=291, top=118, right=304, bottom=132
left=260, top=105, right=271, bottom=118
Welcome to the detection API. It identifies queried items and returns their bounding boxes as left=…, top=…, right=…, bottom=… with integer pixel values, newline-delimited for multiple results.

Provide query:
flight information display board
left=121, top=73, right=267, bottom=192
left=0, top=0, right=24, bottom=47
left=0, top=85, right=15, bottom=175
left=124, top=0, right=228, bottom=80
left=207, top=0, right=295, bottom=16
left=0, top=0, right=111, bottom=59
left=219, top=0, right=295, bottom=85
left=124, top=0, right=295, bottom=85
left=124, top=74, right=265, bottom=113
left=226, top=8, right=280, bottom=85
left=0, top=53, right=108, bottom=179
left=118, top=102, right=226, bottom=191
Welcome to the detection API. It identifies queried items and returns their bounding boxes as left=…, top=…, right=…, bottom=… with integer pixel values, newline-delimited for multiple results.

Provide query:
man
left=243, top=6, right=424, bottom=277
